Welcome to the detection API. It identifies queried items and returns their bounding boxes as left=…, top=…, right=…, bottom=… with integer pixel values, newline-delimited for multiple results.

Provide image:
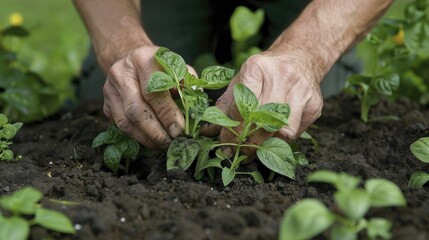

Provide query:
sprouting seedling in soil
left=0, top=187, right=75, bottom=240
left=148, top=48, right=307, bottom=186
left=92, top=124, right=140, bottom=173
left=279, top=170, right=406, bottom=240
left=409, top=136, right=429, bottom=188
left=344, top=73, right=400, bottom=123
left=147, top=47, right=234, bottom=138
left=0, top=113, right=23, bottom=161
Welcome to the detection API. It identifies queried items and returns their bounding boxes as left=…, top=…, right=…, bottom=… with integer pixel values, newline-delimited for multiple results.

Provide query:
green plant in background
left=92, top=125, right=140, bottom=173
left=194, top=6, right=264, bottom=73
left=0, top=17, right=67, bottom=122
left=147, top=47, right=306, bottom=186
left=0, top=113, right=22, bottom=161
left=347, top=0, right=429, bottom=122
left=279, top=170, right=406, bottom=240
left=409, top=137, right=429, bottom=188
left=0, top=187, right=75, bottom=240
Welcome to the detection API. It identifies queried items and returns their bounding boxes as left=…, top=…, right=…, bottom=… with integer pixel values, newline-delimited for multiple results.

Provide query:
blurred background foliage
left=1, top=0, right=89, bottom=122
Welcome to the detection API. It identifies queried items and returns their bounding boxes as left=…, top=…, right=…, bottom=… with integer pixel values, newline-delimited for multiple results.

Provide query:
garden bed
left=1, top=94, right=428, bottom=240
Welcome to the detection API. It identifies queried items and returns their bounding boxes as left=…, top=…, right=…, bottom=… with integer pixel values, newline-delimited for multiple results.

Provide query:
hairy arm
left=72, top=0, right=152, bottom=72
left=212, top=0, right=394, bottom=155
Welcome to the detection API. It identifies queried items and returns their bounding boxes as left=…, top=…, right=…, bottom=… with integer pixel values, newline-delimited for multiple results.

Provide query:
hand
left=203, top=49, right=324, bottom=156
left=102, top=45, right=196, bottom=149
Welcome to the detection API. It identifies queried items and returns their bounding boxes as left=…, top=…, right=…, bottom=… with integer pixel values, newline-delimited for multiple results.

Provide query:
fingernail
left=168, top=122, right=183, bottom=138
left=221, top=146, right=234, bottom=159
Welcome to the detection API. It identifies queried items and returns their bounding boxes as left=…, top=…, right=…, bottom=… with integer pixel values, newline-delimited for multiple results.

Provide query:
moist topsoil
left=1, top=94, right=429, bottom=240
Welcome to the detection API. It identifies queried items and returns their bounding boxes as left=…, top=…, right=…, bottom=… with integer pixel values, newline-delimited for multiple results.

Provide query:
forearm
left=269, top=0, right=393, bottom=81
left=73, top=0, right=153, bottom=72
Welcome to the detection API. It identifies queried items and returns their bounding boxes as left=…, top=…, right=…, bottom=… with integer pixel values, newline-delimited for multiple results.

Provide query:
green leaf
left=200, top=66, right=235, bottom=89
left=230, top=6, right=265, bottom=41
left=0, top=217, right=30, bottom=240
left=2, top=26, right=30, bottom=37
left=233, top=83, right=259, bottom=119
left=410, top=137, right=429, bottom=163
left=0, top=114, right=8, bottom=125
left=92, top=132, right=110, bottom=148
left=184, top=72, right=207, bottom=88
left=183, top=88, right=208, bottom=120
left=365, top=178, right=406, bottom=207
left=147, top=71, right=176, bottom=92
left=154, top=47, right=187, bottom=80
left=35, top=208, right=76, bottom=234
left=279, top=199, right=335, bottom=240
left=167, top=137, right=200, bottom=171
left=330, top=225, right=358, bottom=240
left=409, top=171, right=429, bottom=188
left=0, top=187, right=42, bottom=215
left=404, top=19, right=429, bottom=53
left=1, top=149, right=14, bottom=161
left=121, top=139, right=140, bottom=160
left=308, top=171, right=361, bottom=192
left=256, top=137, right=295, bottom=179
left=222, top=167, right=236, bottom=186
left=201, top=106, right=240, bottom=127
left=293, top=152, right=308, bottom=166
left=367, top=218, right=392, bottom=240
left=334, top=189, right=370, bottom=220
left=103, top=145, right=122, bottom=172
left=249, top=110, right=288, bottom=132
left=248, top=171, right=264, bottom=184
left=372, top=73, right=400, bottom=96
left=194, top=137, right=216, bottom=180
left=1, top=123, right=18, bottom=139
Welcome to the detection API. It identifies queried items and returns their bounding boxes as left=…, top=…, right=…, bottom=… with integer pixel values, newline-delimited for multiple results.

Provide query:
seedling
left=280, top=170, right=406, bottom=240
left=0, top=113, right=22, bottom=161
left=409, top=136, right=429, bottom=188
left=92, top=124, right=140, bottom=173
left=0, top=187, right=75, bottom=240
left=346, top=0, right=429, bottom=121
left=148, top=47, right=306, bottom=186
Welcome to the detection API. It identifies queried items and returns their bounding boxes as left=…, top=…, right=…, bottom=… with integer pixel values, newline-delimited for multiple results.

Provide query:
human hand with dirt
left=202, top=0, right=394, bottom=157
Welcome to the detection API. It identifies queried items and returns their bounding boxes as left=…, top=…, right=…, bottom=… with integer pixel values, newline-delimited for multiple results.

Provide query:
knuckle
left=124, top=102, right=144, bottom=121
left=115, top=117, right=131, bottom=133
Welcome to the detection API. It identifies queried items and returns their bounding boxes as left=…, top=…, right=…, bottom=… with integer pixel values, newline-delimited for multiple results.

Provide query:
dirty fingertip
left=200, top=123, right=221, bottom=137
left=168, top=122, right=183, bottom=138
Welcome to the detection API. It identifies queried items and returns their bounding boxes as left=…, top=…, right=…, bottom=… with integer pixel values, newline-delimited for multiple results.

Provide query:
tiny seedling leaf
left=367, top=218, right=392, bottom=240
left=248, top=171, right=264, bottom=184
left=167, top=137, right=200, bottom=171
left=410, top=137, right=429, bottom=163
left=408, top=171, right=429, bottom=188
left=147, top=71, right=176, bottom=92
left=35, top=208, right=76, bottom=234
left=279, top=199, right=334, bottom=240
left=256, top=137, right=295, bottom=179
left=233, top=83, right=259, bottom=119
left=0, top=187, right=42, bottom=215
left=330, top=225, right=358, bottom=240
left=230, top=6, right=265, bottom=41
left=154, top=47, right=187, bottom=80
left=365, top=178, right=406, bottom=207
left=249, top=110, right=288, bottom=132
left=222, top=167, right=236, bottom=186
left=334, top=189, right=370, bottom=220
left=103, top=145, right=122, bottom=172
left=200, top=66, right=234, bottom=89
left=201, top=106, right=240, bottom=127
left=0, top=216, right=30, bottom=240
left=308, top=171, right=361, bottom=192
left=372, top=73, right=400, bottom=96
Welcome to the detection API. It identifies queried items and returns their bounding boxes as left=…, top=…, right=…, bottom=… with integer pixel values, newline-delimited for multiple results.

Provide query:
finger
left=103, top=81, right=159, bottom=149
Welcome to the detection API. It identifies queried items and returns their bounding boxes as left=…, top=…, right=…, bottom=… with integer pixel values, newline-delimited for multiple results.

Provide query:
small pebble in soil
left=49, top=161, right=53, bottom=165
left=204, top=228, right=211, bottom=234
left=74, top=224, right=82, bottom=231
left=174, top=198, right=178, bottom=203
left=120, top=217, right=126, bottom=223
left=226, top=204, right=231, bottom=209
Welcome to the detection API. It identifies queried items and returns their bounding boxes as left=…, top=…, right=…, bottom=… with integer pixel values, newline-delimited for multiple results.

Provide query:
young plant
left=0, top=113, right=22, bottom=161
left=92, top=125, right=140, bottom=173
left=148, top=48, right=306, bottom=186
left=280, top=170, right=406, bottom=240
left=0, top=187, right=75, bottom=240
left=409, top=136, right=429, bottom=188
left=346, top=0, right=429, bottom=121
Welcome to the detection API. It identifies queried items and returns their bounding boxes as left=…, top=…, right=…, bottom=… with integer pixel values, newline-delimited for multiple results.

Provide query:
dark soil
left=1, top=94, right=429, bottom=240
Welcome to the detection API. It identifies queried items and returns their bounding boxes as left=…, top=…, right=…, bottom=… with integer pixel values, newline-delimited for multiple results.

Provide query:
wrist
left=93, top=16, right=154, bottom=73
